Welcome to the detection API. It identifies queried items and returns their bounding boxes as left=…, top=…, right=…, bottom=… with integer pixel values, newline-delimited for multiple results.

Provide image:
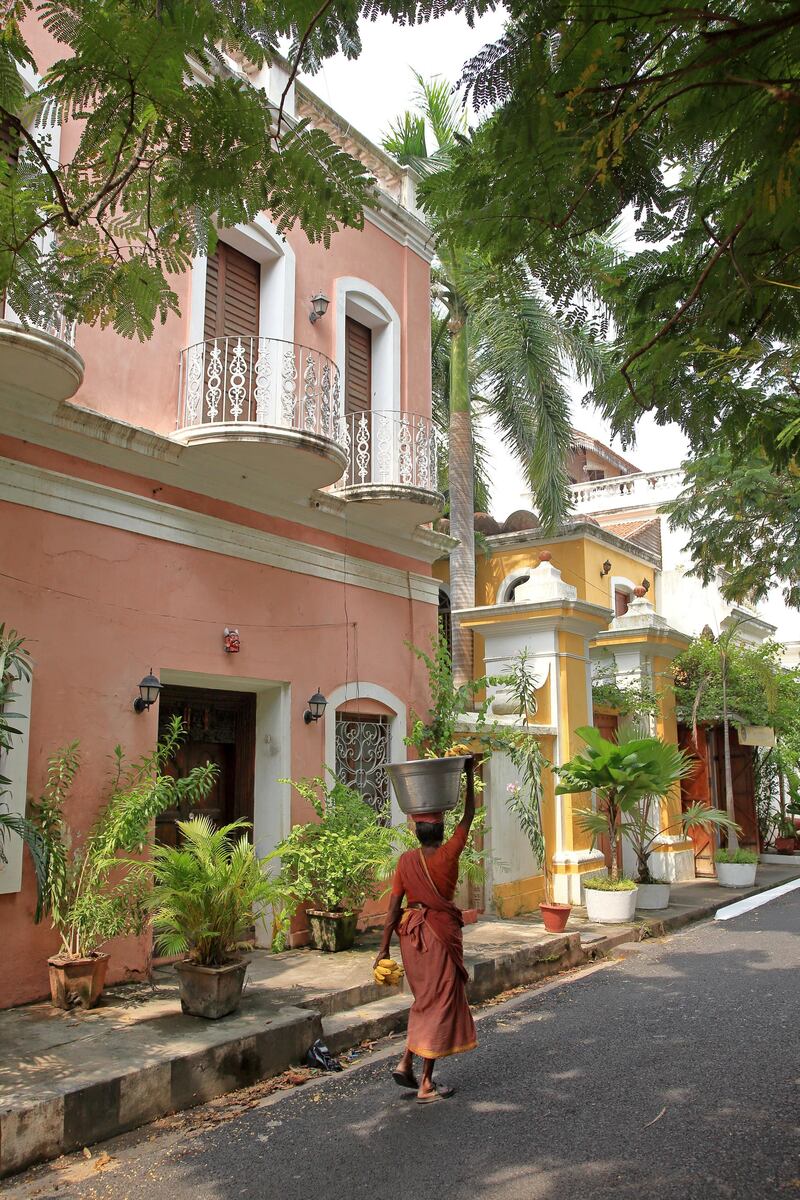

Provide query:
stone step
left=323, top=993, right=414, bottom=1055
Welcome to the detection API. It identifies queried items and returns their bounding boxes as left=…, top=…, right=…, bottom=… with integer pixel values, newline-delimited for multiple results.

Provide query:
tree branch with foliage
left=440, top=1, right=800, bottom=607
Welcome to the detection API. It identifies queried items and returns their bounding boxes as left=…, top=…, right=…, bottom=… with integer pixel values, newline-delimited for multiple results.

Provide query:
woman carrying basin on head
left=374, top=756, right=477, bottom=1104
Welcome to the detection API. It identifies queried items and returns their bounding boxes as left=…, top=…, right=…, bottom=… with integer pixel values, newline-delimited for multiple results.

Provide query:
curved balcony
left=174, top=336, right=348, bottom=494
left=0, top=313, right=83, bottom=405
left=333, top=410, right=444, bottom=529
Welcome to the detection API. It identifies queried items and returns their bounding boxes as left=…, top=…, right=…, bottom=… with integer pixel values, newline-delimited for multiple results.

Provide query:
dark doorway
left=157, top=685, right=256, bottom=848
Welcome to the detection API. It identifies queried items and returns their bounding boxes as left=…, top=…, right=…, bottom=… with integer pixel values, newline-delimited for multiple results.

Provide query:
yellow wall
left=475, top=535, right=655, bottom=610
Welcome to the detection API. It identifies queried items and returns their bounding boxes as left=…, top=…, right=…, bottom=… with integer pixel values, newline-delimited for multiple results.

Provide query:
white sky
left=300, top=11, right=689, bottom=521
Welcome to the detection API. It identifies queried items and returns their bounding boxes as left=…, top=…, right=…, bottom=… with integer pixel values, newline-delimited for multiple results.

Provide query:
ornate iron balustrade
left=335, top=409, right=440, bottom=493
left=178, top=336, right=343, bottom=442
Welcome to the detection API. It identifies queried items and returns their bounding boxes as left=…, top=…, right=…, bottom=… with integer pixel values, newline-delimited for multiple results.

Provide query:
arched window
left=504, top=574, right=531, bottom=603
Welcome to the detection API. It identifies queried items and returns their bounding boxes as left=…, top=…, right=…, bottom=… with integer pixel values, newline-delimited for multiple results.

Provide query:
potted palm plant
left=557, top=728, right=698, bottom=923
left=269, top=774, right=395, bottom=952
left=619, top=797, right=736, bottom=910
left=31, top=719, right=216, bottom=1009
left=149, top=816, right=274, bottom=1018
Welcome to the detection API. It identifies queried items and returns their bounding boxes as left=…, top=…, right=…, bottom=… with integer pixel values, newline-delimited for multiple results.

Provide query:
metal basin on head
left=386, top=756, right=468, bottom=816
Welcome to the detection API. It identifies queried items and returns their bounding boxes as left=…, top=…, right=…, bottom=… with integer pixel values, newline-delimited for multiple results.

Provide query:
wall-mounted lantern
left=641, top=578, right=651, bottom=593
left=303, top=688, right=327, bottom=724
left=223, top=627, right=241, bottom=653
left=600, top=559, right=612, bottom=578
left=309, top=292, right=330, bottom=324
left=133, top=670, right=162, bottom=714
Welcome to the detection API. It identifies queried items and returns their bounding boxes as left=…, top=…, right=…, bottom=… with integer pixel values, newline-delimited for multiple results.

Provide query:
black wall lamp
left=133, top=669, right=162, bottom=714
left=304, top=688, right=328, bottom=724
left=641, top=578, right=651, bottom=593
left=600, top=559, right=612, bottom=578
left=309, top=292, right=329, bottom=324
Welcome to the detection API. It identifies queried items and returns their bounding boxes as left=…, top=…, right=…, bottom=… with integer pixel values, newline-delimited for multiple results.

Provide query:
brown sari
left=396, top=849, right=477, bottom=1060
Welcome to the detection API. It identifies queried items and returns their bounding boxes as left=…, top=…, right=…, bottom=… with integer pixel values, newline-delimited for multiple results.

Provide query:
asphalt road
left=11, top=892, right=800, bottom=1200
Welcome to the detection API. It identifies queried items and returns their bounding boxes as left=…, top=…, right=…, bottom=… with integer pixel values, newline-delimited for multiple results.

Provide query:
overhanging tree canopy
left=430, top=2, right=800, bottom=604
left=0, top=0, right=490, bottom=338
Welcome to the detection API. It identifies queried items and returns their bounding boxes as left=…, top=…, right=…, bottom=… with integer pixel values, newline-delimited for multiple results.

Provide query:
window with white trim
left=335, top=712, right=391, bottom=824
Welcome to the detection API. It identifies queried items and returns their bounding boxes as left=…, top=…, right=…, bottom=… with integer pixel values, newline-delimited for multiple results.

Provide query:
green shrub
left=268, top=773, right=395, bottom=921
left=582, top=874, right=638, bottom=892
left=714, top=848, right=758, bottom=865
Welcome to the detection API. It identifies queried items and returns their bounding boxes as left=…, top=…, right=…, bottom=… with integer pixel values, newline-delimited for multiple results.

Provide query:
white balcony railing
left=178, top=336, right=343, bottom=443
left=335, top=410, right=440, bottom=493
left=570, top=467, right=686, bottom=512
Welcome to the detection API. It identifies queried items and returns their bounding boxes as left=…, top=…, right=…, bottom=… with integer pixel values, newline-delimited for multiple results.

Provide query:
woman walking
left=374, top=758, right=477, bottom=1103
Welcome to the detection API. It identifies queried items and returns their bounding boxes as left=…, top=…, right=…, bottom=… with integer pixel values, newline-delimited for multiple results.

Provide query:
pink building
left=0, top=40, right=444, bottom=1006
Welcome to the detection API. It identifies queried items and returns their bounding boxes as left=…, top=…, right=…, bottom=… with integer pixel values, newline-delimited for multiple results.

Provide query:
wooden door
left=344, top=317, right=372, bottom=417
left=156, top=686, right=256, bottom=848
left=678, top=723, right=716, bottom=875
left=203, top=242, right=261, bottom=421
left=204, top=242, right=260, bottom=340
left=593, top=710, right=622, bottom=873
left=708, top=726, right=760, bottom=851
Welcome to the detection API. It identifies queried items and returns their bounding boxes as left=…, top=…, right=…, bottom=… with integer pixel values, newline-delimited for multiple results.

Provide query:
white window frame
left=610, top=575, right=636, bottom=616
left=335, top=277, right=400, bottom=415
left=3, top=66, right=62, bottom=325
left=0, top=669, right=32, bottom=896
left=324, top=682, right=406, bottom=825
left=496, top=566, right=538, bottom=605
left=188, top=213, right=296, bottom=348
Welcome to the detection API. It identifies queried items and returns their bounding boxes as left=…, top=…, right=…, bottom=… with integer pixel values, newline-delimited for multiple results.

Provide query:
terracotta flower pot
left=175, top=958, right=249, bottom=1019
left=307, top=910, right=359, bottom=952
left=48, top=953, right=110, bottom=1010
left=774, top=836, right=797, bottom=855
left=539, top=902, right=571, bottom=933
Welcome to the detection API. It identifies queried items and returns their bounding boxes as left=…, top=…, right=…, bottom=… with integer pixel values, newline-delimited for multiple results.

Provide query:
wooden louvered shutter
left=204, top=242, right=260, bottom=340
left=345, top=317, right=372, bottom=416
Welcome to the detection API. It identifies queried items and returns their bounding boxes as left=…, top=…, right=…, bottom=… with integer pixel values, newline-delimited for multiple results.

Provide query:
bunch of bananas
left=373, top=958, right=404, bottom=987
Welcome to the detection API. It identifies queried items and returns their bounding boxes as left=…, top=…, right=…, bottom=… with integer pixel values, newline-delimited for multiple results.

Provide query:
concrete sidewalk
left=2, top=862, right=798, bottom=1177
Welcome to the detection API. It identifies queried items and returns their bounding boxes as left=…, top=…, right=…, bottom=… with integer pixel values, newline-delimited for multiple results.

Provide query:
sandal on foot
left=392, top=1070, right=419, bottom=1090
left=416, top=1085, right=455, bottom=1104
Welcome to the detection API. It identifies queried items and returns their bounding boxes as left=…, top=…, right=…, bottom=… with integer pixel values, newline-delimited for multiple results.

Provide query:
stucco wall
left=0, top=500, right=436, bottom=1007
left=476, top=537, right=654, bottom=610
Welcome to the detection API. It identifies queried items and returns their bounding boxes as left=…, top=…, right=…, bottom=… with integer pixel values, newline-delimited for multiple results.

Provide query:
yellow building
left=437, top=518, right=691, bottom=916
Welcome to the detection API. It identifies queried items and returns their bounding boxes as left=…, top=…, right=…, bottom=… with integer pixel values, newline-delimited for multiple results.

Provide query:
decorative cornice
left=0, top=457, right=441, bottom=606
left=0, top=397, right=448, bottom=565
left=485, top=520, right=662, bottom=570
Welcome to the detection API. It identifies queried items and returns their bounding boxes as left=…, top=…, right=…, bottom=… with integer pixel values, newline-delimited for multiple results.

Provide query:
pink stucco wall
left=22, top=7, right=431, bottom=437
left=5, top=17, right=437, bottom=1009
left=0, top=497, right=436, bottom=1007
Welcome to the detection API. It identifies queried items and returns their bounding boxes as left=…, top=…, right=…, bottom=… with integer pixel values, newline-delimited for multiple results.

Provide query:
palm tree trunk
left=448, top=311, right=474, bottom=686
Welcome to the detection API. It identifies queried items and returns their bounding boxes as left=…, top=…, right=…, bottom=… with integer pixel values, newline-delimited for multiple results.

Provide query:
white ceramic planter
left=584, top=886, right=638, bottom=923
left=635, top=882, right=671, bottom=910
left=715, top=862, right=758, bottom=889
